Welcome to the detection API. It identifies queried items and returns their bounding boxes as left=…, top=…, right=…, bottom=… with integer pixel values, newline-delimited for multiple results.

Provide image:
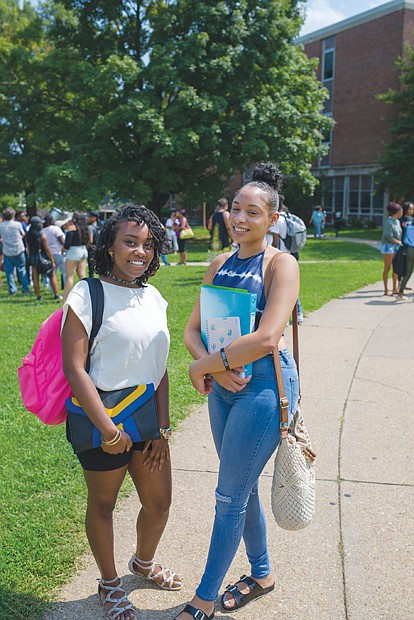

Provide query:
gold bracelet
left=102, top=429, right=121, bottom=446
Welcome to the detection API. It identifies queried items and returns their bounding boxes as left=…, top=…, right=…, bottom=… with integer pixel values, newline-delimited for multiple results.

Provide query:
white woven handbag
left=271, top=304, right=316, bottom=531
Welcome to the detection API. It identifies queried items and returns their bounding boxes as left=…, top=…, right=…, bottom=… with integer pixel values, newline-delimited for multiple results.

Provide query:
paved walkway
left=45, top=281, right=414, bottom=620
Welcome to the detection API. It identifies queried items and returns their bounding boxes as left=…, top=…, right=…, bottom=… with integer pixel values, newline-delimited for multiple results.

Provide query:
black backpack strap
left=83, top=278, right=104, bottom=372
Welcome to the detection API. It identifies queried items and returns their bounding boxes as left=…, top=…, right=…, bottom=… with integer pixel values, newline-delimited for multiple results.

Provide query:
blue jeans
left=4, top=252, right=30, bottom=294
left=297, top=296, right=303, bottom=318
left=196, top=350, right=299, bottom=602
left=314, top=222, right=322, bottom=238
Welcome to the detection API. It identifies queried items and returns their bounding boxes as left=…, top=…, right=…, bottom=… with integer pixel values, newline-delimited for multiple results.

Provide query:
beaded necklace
left=105, top=271, right=140, bottom=287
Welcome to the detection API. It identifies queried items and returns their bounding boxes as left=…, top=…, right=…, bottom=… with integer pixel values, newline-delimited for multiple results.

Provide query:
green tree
left=2, top=0, right=331, bottom=214
left=0, top=0, right=48, bottom=213
left=378, top=44, right=414, bottom=199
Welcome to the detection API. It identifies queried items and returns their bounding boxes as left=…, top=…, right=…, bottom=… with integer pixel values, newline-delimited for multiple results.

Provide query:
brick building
left=297, top=0, right=414, bottom=223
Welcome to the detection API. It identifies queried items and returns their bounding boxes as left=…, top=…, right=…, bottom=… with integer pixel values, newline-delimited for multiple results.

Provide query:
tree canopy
left=1, top=0, right=331, bottom=214
left=378, top=44, right=414, bottom=199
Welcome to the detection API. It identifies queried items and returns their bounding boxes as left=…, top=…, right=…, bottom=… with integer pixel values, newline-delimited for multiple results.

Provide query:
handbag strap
left=263, top=251, right=300, bottom=439
left=263, top=251, right=300, bottom=372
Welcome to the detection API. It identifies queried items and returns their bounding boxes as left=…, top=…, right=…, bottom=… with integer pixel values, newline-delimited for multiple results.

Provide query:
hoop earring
left=108, top=251, right=114, bottom=259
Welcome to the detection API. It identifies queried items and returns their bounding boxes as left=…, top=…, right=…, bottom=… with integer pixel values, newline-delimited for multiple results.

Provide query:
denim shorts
left=381, top=243, right=399, bottom=255
left=65, top=245, right=88, bottom=261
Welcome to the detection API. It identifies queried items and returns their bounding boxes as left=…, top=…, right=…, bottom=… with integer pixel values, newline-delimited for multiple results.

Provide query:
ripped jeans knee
left=215, top=489, right=248, bottom=522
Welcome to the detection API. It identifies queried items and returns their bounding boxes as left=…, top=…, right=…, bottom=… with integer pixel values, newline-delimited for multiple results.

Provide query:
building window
left=323, top=50, right=334, bottom=80
left=319, top=174, right=385, bottom=223
left=319, top=113, right=332, bottom=168
left=319, top=36, right=335, bottom=169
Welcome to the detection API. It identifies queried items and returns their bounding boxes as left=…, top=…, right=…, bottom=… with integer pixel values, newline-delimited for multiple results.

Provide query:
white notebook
left=205, top=316, right=241, bottom=354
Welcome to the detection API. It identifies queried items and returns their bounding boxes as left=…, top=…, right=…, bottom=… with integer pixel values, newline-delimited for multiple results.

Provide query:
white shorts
left=66, top=245, right=88, bottom=261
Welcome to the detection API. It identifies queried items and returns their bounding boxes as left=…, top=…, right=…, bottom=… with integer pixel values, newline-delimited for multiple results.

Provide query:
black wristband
left=220, top=347, right=231, bottom=371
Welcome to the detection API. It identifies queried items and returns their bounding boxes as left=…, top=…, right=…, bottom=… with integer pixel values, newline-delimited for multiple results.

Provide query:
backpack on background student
left=18, top=278, right=104, bottom=425
left=280, top=213, right=307, bottom=253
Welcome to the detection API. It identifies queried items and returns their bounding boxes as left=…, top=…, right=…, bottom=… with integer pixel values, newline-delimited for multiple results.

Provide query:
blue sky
left=300, top=0, right=394, bottom=35
left=28, top=0, right=394, bottom=38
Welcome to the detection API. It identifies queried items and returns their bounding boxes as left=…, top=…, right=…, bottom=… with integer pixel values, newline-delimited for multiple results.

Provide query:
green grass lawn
left=179, top=226, right=382, bottom=263
left=0, top=236, right=383, bottom=619
left=322, top=226, right=382, bottom=241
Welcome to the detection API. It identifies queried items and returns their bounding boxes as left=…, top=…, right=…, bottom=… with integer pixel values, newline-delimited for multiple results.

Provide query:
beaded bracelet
left=102, top=428, right=122, bottom=446
left=220, top=347, right=231, bottom=371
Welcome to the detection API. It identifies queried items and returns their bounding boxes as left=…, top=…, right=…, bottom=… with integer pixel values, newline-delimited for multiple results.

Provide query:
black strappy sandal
left=174, top=603, right=214, bottom=620
left=221, top=574, right=275, bottom=612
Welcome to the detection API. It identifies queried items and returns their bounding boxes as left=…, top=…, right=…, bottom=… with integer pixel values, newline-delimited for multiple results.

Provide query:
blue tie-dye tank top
left=213, top=249, right=266, bottom=330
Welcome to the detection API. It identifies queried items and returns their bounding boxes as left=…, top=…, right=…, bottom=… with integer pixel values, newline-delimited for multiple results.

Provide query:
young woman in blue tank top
left=177, top=163, right=300, bottom=620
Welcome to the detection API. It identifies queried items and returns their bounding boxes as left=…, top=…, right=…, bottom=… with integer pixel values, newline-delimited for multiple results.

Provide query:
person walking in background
left=178, top=163, right=299, bottom=620
left=0, top=207, right=30, bottom=295
left=397, top=218, right=414, bottom=300
left=160, top=253, right=171, bottom=266
left=87, top=211, right=102, bottom=277
left=165, top=210, right=179, bottom=255
left=174, top=209, right=190, bottom=265
left=43, top=214, right=66, bottom=291
left=26, top=216, right=61, bottom=301
left=62, top=211, right=91, bottom=302
left=396, top=201, right=414, bottom=292
left=62, top=204, right=181, bottom=620
left=321, top=207, right=327, bottom=237
left=15, top=210, right=30, bottom=286
left=381, top=202, right=403, bottom=296
left=399, top=201, right=413, bottom=242
left=267, top=196, right=304, bottom=323
left=309, top=205, right=325, bottom=239
left=334, top=209, right=343, bottom=237
left=207, top=198, right=232, bottom=263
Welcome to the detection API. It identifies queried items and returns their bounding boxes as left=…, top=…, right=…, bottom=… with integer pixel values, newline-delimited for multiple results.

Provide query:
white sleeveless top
left=62, top=279, right=170, bottom=391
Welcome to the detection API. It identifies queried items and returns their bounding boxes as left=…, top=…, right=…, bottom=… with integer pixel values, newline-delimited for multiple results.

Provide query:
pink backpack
left=18, top=278, right=104, bottom=425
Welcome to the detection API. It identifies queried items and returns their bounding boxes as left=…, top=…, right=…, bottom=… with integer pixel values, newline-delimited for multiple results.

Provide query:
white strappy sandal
left=98, top=576, right=139, bottom=620
left=128, top=554, right=183, bottom=591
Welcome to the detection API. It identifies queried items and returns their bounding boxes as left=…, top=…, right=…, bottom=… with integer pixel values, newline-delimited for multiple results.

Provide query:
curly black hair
left=94, top=204, right=171, bottom=286
left=236, top=162, right=284, bottom=214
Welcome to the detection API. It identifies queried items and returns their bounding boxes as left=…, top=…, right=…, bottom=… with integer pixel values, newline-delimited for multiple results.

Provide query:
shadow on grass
left=0, top=586, right=47, bottom=620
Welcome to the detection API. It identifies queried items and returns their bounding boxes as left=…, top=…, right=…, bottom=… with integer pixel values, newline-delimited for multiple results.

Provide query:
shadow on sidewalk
left=46, top=573, right=239, bottom=620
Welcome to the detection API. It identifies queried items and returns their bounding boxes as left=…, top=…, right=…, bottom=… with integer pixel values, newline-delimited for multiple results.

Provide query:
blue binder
left=200, top=284, right=257, bottom=377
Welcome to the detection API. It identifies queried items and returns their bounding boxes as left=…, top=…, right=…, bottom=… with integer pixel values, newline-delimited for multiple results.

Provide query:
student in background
left=43, top=214, right=66, bottom=292
left=381, top=202, right=403, bottom=296
left=174, top=210, right=190, bottom=265
left=207, top=198, right=232, bottom=263
left=0, top=207, right=30, bottom=295
left=267, top=197, right=304, bottom=323
left=26, top=216, right=61, bottom=301
left=62, top=211, right=91, bottom=302
left=397, top=218, right=414, bottom=300
left=165, top=210, right=179, bottom=254
left=309, top=205, right=325, bottom=239
left=399, top=201, right=413, bottom=242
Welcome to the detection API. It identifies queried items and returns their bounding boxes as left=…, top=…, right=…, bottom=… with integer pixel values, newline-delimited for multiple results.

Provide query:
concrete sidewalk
left=46, top=282, right=414, bottom=620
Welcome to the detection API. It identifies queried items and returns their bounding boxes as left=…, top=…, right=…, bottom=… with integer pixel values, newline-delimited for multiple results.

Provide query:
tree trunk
left=25, top=187, right=37, bottom=217
left=149, top=191, right=170, bottom=217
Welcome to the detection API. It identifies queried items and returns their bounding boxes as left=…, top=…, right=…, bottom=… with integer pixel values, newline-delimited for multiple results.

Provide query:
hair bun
left=252, top=162, right=283, bottom=192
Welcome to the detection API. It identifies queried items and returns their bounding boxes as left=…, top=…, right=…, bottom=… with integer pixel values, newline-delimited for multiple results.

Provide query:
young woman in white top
left=62, top=204, right=181, bottom=620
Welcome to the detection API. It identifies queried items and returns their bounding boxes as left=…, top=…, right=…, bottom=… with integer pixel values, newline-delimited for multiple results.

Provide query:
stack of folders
left=200, top=284, right=257, bottom=377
